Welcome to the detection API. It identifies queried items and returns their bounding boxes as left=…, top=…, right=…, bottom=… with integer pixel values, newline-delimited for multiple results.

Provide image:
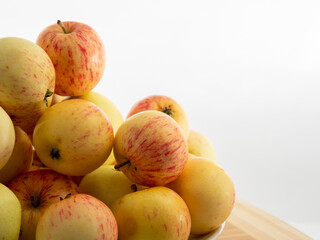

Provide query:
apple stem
left=30, top=195, right=40, bottom=208
left=44, top=89, right=53, bottom=107
left=60, top=193, right=71, bottom=201
left=131, top=184, right=138, bottom=192
left=161, top=105, right=174, bottom=117
left=57, top=20, right=68, bottom=34
left=114, top=159, right=131, bottom=169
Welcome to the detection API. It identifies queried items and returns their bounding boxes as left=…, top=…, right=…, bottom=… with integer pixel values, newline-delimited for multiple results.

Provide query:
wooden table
left=218, top=200, right=313, bottom=240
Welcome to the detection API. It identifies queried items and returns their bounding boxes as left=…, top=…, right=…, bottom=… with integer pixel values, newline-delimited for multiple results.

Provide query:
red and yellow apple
left=71, top=91, right=124, bottom=165
left=0, top=106, right=15, bottom=170
left=127, top=95, right=189, bottom=138
left=111, top=186, right=191, bottom=240
left=114, top=110, right=188, bottom=187
left=36, top=20, right=106, bottom=96
left=8, top=169, right=80, bottom=240
left=36, top=194, right=118, bottom=240
left=33, top=99, right=114, bottom=176
left=0, top=37, right=55, bottom=134
left=0, top=126, right=33, bottom=184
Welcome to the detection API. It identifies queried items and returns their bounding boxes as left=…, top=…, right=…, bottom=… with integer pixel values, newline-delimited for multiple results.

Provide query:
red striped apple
left=36, top=20, right=106, bottom=96
left=0, top=37, right=55, bottom=134
left=127, top=95, right=189, bottom=138
left=8, top=169, right=80, bottom=240
left=36, top=194, right=118, bottom=240
left=114, top=110, right=188, bottom=187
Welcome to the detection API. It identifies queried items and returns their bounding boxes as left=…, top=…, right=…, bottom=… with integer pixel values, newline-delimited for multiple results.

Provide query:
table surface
left=218, top=200, right=313, bottom=240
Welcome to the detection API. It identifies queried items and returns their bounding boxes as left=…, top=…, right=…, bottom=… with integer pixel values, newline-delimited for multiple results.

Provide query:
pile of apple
left=0, top=20, right=235, bottom=240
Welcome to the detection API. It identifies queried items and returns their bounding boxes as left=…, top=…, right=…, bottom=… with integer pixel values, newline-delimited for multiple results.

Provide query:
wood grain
left=218, top=200, right=312, bottom=240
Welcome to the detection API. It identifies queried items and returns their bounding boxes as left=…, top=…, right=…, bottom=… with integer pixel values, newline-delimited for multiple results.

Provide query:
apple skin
left=111, top=186, right=191, bottom=240
left=0, top=183, right=21, bottom=240
left=167, top=154, right=235, bottom=235
left=0, top=37, right=55, bottom=134
left=36, top=194, right=118, bottom=240
left=0, top=126, right=33, bottom=184
left=187, top=129, right=216, bottom=162
left=0, top=106, right=15, bottom=170
left=114, top=110, right=188, bottom=187
left=79, top=165, right=145, bottom=208
left=71, top=91, right=124, bottom=165
left=8, top=169, right=80, bottom=240
left=50, top=93, right=65, bottom=106
left=36, top=21, right=105, bottom=96
left=33, top=99, right=114, bottom=176
left=127, top=95, right=189, bottom=138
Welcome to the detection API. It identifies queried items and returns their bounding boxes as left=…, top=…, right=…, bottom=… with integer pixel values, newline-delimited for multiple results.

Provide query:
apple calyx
left=57, top=20, right=68, bottom=34
left=50, top=148, right=61, bottom=160
left=131, top=184, right=138, bottom=192
left=114, top=159, right=131, bottom=170
left=30, top=195, right=41, bottom=208
left=161, top=105, right=174, bottom=117
left=44, top=89, right=53, bottom=107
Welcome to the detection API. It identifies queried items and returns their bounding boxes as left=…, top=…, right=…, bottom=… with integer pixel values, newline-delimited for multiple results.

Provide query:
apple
left=36, top=20, right=106, bottom=96
left=127, top=95, right=189, bottom=138
left=167, top=154, right=235, bottom=235
left=33, top=99, right=114, bottom=176
left=187, top=129, right=216, bottom=162
left=0, top=106, right=15, bottom=170
left=36, top=194, right=118, bottom=240
left=0, top=183, right=21, bottom=240
left=71, top=91, right=124, bottom=165
left=0, top=126, right=33, bottom=184
left=79, top=165, right=145, bottom=208
left=114, top=110, right=188, bottom=187
left=0, top=37, right=55, bottom=134
left=8, top=169, right=80, bottom=240
left=111, top=186, right=191, bottom=240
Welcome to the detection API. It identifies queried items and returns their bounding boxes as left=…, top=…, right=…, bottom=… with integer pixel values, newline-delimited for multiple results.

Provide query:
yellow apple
left=111, top=186, right=191, bottom=240
left=167, top=154, right=235, bottom=235
left=36, top=194, right=118, bottom=240
left=33, top=99, right=114, bottom=176
left=127, top=95, right=189, bottom=138
left=187, top=129, right=216, bottom=162
left=0, top=37, right=55, bottom=134
left=0, top=183, right=21, bottom=240
left=114, top=110, right=188, bottom=187
left=79, top=165, right=144, bottom=208
left=0, top=126, right=33, bottom=184
left=0, top=106, right=15, bottom=170
left=71, top=91, right=124, bottom=165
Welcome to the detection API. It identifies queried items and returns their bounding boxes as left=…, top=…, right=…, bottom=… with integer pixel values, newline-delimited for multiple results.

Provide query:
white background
left=2, top=0, right=320, bottom=238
